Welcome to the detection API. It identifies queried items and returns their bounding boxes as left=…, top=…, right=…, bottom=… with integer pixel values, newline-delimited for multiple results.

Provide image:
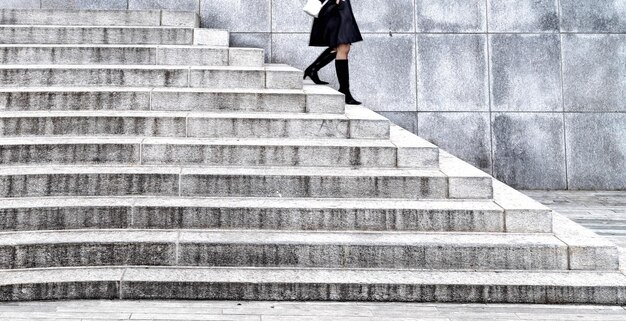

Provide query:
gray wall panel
left=560, top=0, right=626, bottom=32
left=565, top=113, right=626, bottom=190
left=562, top=34, right=626, bottom=112
left=416, top=0, right=486, bottom=32
left=488, top=0, right=559, bottom=32
left=199, top=0, right=270, bottom=32
left=128, top=0, right=199, bottom=11
left=41, top=0, right=127, bottom=10
left=417, top=34, right=488, bottom=112
left=492, top=113, right=567, bottom=189
left=490, top=34, right=562, bottom=112
left=0, top=0, right=40, bottom=8
left=419, top=112, right=492, bottom=174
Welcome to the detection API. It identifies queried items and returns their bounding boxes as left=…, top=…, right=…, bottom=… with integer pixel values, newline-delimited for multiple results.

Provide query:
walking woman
left=305, top=0, right=363, bottom=105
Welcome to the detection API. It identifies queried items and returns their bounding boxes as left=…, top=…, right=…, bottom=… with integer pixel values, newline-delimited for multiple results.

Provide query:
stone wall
left=1, top=0, right=625, bottom=190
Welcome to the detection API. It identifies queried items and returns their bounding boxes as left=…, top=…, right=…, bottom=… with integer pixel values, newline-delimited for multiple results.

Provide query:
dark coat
left=309, top=0, right=363, bottom=47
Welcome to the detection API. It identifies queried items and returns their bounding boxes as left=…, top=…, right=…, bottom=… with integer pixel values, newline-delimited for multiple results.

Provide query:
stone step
left=0, top=229, right=568, bottom=270
left=0, top=45, right=264, bottom=66
left=0, top=165, right=459, bottom=199
left=3, top=267, right=625, bottom=304
left=0, top=9, right=199, bottom=27
left=0, top=109, right=389, bottom=139
left=0, top=137, right=400, bottom=167
left=0, top=65, right=302, bottom=89
left=0, top=86, right=345, bottom=114
left=0, top=25, right=212, bottom=45
left=0, top=197, right=506, bottom=233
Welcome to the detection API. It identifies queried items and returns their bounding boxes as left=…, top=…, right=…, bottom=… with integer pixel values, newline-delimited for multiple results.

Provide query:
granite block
left=200, top=0, right=270, bottom=32
left=416, top=0, right=486, bottom=32
left=417, top=34, right=488, bottom=112
left=41, top=0, right=127, bottom=10
left=488, top=0, right=559, bottom=32
left=418, top=112, right=492, bottom=174
left=492, top=113, right=567, bottom=189
left=562, top=34, right=626, bottom=112
left=0, top=143, right=140, bottom=165
left=0, top=90, right=151, bottom=111
left=161, top=10, right=200, bottom=27
left=490, top=34, right=562, bottom=112
left=565, top=113, right=626, bottom=190
left=560, top=0, right=626, bottom=32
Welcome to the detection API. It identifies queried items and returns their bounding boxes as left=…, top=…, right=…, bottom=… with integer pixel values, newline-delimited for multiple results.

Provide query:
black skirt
left=309, top=0, right=363, bottom=47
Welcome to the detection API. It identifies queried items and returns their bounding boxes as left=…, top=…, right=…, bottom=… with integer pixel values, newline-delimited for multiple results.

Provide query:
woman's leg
left=334, top=44, right=361, bottom=105
left=304, top=47, right=337, bottom=85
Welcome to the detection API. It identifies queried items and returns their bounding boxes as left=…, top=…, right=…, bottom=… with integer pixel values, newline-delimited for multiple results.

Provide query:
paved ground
left=0, top=190, right=625, bottom=320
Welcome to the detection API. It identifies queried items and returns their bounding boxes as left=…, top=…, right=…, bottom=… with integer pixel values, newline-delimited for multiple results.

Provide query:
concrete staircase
left=0, top=8, right=625, bottom=304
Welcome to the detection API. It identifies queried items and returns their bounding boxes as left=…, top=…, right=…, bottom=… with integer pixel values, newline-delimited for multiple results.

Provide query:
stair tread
left=0, top=86, right=304, bottom=93
left=0, top=165, right=447, bottom=177
left=1, top=266, right=624, bottom=286
left=0, top=196, right=502, bottom=210
left=0, top=25, right=196, bottom=29
left=0, top=136, right=395, bottom=147
left=0, top=229, right=564, bottom=247
left=0, top=110, right=350, bottom=119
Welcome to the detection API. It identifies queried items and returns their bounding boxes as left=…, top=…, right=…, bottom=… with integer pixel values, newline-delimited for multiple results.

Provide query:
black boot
left=335, top=59, right=361, bottom=105
left=304, top=47, right=336, bottom=85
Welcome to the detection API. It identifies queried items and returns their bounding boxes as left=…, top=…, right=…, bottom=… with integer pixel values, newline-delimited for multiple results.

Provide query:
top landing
left=0, top=8, right=199, bottom=28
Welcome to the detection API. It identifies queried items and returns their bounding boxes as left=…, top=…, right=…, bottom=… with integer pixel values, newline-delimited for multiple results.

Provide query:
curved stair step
left=2, top=267, right=626, bottom=303
left=0, top=229, right=568, bottom=270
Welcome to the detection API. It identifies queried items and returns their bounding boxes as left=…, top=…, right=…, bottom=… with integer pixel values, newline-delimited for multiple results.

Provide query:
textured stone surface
left=0, top=141, right=141, bottom=165
left=0, top=89, right=151, bottom=111
left=492, top=113, right=567, bottom=190
left=192, top=29, right=228, bottom=46
left=565, top=113, right=626, bottom=190
left=0, top=206, right=132, bottom=231
left=562, top=34, right=626, bottom=112
left=378, top=112, right=417, bottom=133
left=488, top=0, right=559, bottom=32
left=189, top=67, right=264, bottom=89
left=417, top=34, right=488, bottom=112
left=271, top=0, right=313, bottom=33
left=200, top=0, right=269, bottom=32
left=0, top=45, right=157, bottom=65
left=0, top=9, right=162, bottom=26
left=41, top=0, right=127, bottom=10
left=439, top=151, right=493, bottom=199
left=150, top=89, right=306, bottom=113
left=230, top=33, right=271, bottom=62
left=350, top=0, right=414, bottom=32
left=181, top=167, right=448, bottom=199
left=416, top=0, right=486, bottom=32
left=0, top=26, right=194, bottom=45
left=418, top=112, right=492, bottom=174
left=156, top=47, right=228, bottom=66
left=348, top=34, right=416, bottom=112
left=128, top=0, right=199, bottom=11
left=0, top=0, right=40, bottom=9
left=490, top=34, right=562, bottom=112
left=141, top=139, right=397, bottom=167
left=560, top=0, right=626, bottom=32
left=493, top=179, right=553, bottom=233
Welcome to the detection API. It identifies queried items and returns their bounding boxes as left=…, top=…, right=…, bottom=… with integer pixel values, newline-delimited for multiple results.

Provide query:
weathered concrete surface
left=492, top=113, right=567, bottom=190
left=488, top=0, right=560, bottom=32
left=418, top=112, right=492, bottom=174
left=416, top=0, right=486, bottom=32
left=490, top=34, right=562, bottom=112
left=565, top=113, right=626, bottom=190
left=562, top=34, right=626, bottom=112
left=417, top=34, right=488, bottom=112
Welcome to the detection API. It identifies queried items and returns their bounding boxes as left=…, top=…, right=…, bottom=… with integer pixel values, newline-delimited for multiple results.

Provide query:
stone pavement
left=0, top=190, right=625, bottom=320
